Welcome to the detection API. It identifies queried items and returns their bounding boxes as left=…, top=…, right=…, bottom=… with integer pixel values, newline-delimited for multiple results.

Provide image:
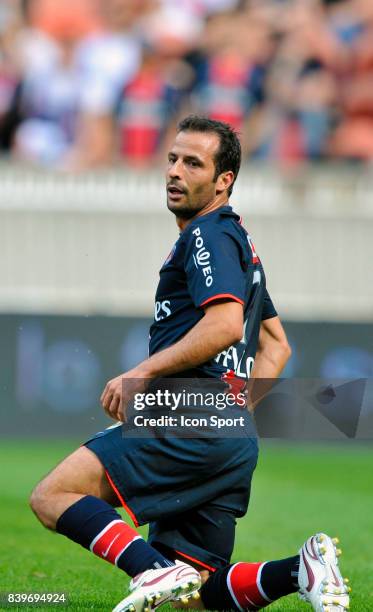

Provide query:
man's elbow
left=223, top=321, right=243, bottom=346
left=280, top=339, right=292, bottom=363
left=263, top=338, right=291, bottom=368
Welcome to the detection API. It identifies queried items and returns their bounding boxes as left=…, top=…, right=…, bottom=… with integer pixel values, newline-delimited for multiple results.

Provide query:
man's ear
left=216, top=171, right=234, bottom=195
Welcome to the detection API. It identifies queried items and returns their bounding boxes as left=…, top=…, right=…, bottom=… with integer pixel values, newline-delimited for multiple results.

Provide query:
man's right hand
left=100, top=369, right=149, bottom=422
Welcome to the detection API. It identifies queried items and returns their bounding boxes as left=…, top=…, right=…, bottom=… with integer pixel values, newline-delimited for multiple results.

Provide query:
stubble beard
left=166, top=188, right=214, bottom=220
left=167, top=200, right=198, bottom=220
left=166, top=190, right=199, bottom=220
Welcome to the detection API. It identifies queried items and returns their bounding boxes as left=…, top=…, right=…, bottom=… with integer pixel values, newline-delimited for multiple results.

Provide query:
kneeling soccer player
left=30, top=116, right=350, bottom=612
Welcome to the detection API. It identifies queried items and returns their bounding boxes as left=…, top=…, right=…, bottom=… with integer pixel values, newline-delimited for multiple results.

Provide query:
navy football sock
left=56, top=495, right=173, bottom=576
left=260, top=555, right=300, bottom=600
left=200, top=565, right=234, bottom=611
left=201, top=556, right=300, bottom=611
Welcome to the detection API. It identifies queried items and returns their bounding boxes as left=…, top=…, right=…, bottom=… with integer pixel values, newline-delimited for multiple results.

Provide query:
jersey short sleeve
left=184, top=223, right=249, bottom=308
left=261, top=289, right=277, bottom=320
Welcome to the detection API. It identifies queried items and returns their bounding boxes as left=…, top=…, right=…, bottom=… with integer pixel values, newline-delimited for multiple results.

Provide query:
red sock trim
left=105, top=469, right=139, bottom=527
left=91, top=520, right=141, bottom=565
left=227, top=562, right=271, bottom=610
left=175, top=549, right=216, bottom=573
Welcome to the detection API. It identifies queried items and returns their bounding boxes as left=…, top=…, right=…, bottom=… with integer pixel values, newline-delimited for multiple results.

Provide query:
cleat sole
left=172, top=577, right=201, bottom=606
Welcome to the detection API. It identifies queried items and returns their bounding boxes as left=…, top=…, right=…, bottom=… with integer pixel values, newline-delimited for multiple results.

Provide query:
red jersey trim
left=200, top=293, right=244, bottom=307
left=175, top=549, right=217, bottom=572
left=105, top=469, right=139, bottom=527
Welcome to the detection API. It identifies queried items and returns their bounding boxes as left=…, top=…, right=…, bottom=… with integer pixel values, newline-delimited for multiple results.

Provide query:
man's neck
left=176, top=196, right=229, bottom=232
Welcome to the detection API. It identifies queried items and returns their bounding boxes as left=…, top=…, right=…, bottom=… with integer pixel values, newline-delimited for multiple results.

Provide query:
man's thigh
left=84, top=425, right=258, bottom=528
left=36, top=445, right=120, bottom=507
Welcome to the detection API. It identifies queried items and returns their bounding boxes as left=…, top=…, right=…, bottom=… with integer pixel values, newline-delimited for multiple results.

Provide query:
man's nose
left=168, top=159, right=182, bottom=179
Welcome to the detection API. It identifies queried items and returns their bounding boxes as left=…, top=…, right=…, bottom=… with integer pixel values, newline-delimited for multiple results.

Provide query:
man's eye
left=189, top=160, right=198, bottom=167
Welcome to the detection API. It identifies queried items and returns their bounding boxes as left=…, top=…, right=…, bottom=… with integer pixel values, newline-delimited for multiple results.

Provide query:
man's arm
left=247, top=315, right=291, bottom=410
left=101, top=301, right=243, bottom=421
left=251, top=316, right=291, bottom=378
left=142, top=301, right=243, bottom=377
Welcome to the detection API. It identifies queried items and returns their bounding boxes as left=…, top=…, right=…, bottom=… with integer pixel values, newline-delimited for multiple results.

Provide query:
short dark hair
left=177, top=115, right=241, bottom=197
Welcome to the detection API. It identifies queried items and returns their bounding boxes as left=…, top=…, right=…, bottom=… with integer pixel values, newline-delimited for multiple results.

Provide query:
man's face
left=166, top=130, right=221, bottom=219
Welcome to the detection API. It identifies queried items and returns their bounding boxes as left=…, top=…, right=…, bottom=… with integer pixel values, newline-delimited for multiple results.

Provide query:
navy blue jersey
left=149, top=205, right=277, bottom=379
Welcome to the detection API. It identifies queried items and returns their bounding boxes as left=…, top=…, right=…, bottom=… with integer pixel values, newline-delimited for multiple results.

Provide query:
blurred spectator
left=238, top=1, right=339, bottom=163
left=328, top=0, right=373, bottom=159
left=118, top=0, right=200, bottom=165
left=0, top=1, right=24, bottom=151
left=118, top=47, right=194, bottom=165
left=189, top=11, right=267, bottom=132
left=2, top=0, right=373, bottom=169
left=11, top=0, right=143, bottom=169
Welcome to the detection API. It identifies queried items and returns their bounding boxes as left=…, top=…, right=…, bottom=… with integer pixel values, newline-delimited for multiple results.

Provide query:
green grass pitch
left=1, top=440, right=372, bottom=611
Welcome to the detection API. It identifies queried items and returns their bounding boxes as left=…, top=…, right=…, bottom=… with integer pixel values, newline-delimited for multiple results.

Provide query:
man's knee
left=29, top=445, right=120, bottom=530
left=29, top=475, right=59, bottom=530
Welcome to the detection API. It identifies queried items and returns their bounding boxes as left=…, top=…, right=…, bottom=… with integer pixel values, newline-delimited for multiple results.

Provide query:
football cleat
left=298, top=533, right=350, bottom=612
left=112, top=561, right=201, bottom=612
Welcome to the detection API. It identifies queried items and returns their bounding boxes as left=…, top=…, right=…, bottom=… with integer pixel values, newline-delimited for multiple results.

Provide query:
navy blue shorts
left=84, top=423, right=258, bottom=571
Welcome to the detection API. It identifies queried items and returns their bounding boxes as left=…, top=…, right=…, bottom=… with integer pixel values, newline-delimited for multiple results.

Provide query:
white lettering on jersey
left=192, top=227, right=213, bottom=287
left=155, top=300, right=171, bottom=321
left=253, top=270, right=261, bottom=285
left=247, top=235, right=260, bottom=264
left=240, top=319, right=248, bottom=344
left=215, top=316, right=255, bottom=378
left=215, top=347, right=254, bottom=378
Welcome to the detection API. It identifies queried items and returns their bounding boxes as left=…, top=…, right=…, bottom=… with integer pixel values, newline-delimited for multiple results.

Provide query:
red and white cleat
left=112, top=561, right=201, bottom=612
left=298, top=533, right=350, bottom=612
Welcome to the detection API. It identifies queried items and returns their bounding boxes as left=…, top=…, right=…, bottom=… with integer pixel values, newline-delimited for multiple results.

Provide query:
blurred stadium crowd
left=1, top=0, right=373, bottom=170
